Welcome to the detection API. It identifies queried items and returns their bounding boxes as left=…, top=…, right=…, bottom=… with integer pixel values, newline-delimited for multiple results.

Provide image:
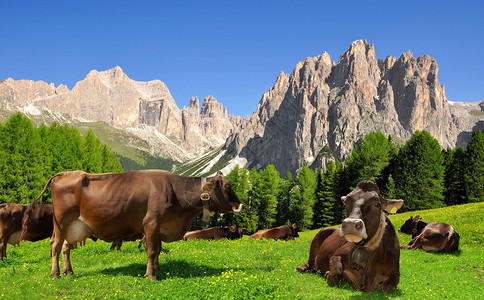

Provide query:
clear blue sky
left=1, top=1, right=483, bottom=117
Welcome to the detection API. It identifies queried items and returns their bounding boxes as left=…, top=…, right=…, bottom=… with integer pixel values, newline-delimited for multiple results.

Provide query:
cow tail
left=20, top=173, right=61, bottom=241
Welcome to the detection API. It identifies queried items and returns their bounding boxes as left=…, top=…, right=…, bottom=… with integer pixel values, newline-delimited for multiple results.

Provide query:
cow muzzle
left=232, top=203, right=244, bottom=214
left=340, top=218, right=368, bottom=243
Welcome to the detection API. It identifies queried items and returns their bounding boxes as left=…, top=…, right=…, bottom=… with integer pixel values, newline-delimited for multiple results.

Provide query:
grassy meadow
left=0, top=202, right=482, bottom=299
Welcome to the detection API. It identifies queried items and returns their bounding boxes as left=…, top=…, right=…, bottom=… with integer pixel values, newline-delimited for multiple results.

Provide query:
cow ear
left=202, top=182, right=215, bottom=191
left=341, top=196, right=347, bottom=204
left=382, top=199, right=403, bottom=214
left=0, top=203, right=6, bottom=210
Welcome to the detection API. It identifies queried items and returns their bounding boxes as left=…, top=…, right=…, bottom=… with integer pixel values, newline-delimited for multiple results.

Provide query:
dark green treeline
left=199, top=130, right=483, bottom=234
left=0, top=113, right=123, bottom=204
left=1, top=113, right=482, bottom=233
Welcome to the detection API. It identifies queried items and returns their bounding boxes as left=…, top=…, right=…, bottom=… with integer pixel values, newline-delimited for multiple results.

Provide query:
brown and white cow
left=296, top=181, right=403, bottom=292
left=0, top=202, right=53, bottom=260
left=250, top=224, right=299, bottom=240
left=398, top=215, right=460, bottom=252
left=21, top=170, right=243, bottom=279
left=183, top=224, right=243, bottom=241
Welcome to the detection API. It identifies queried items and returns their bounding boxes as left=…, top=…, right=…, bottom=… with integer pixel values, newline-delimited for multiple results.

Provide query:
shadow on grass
left=99, top=259, right=245, bottom=280
left=299, top=271, right=404, bottom=299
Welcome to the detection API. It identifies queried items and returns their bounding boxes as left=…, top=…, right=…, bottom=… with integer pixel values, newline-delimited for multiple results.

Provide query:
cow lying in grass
left=183, top=224, right=243, bottom=241
left=250, top=224, right=299, bottom=240
left=296, top=181, right=403, bottom=292
left=398, top=215, right=460, bottom=252
left=0, top=203, right=53, bottom=260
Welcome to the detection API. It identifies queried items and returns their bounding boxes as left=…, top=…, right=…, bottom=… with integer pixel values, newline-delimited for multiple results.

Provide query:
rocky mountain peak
left=201, top=95, right=228, bottom=118
left=225, top=40, right=483, bottom=175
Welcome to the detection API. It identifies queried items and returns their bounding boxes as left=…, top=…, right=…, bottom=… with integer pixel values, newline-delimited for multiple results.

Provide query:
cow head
left=291, top=223, right=299, bottom=238
left=227, top=224, right=243, bottom=239
left=398, top=215, right=421, bottom=234
left=204, top=172, right=244, bottom=214
left=340, top=181, right=403, bottom=245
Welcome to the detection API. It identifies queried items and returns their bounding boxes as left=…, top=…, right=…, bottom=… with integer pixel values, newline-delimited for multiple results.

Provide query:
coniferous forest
left=0, top=113, right=123, bottom=204
left=200, top=130, right=483, bottom=233
left=0, top=113, right=482, bottom=233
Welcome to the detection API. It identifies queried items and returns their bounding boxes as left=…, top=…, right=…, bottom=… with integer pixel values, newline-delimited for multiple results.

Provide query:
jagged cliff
left=1, top=40, right=482, bottom=175
left=224, top=40, right=484, bottom=175
left=0, top=67, right=238, bottom=161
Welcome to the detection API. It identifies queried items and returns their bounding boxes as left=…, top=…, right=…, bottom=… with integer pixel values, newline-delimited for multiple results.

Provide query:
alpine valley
left=1, top=40, right=483, bottom=176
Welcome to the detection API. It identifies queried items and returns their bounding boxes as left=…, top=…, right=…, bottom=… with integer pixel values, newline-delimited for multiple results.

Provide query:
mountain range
left=1, top=40, right=483, bottom=175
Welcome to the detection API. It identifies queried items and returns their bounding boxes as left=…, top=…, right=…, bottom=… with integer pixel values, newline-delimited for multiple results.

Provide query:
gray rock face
left=225, top=40, right=484, bottom=175
left=1, top=41, right=482, bottom=173
left=0, top=67, right=236, bottom=161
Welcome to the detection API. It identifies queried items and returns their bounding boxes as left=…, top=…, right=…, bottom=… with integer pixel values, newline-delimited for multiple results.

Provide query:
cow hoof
left=381, top=283, right=397, bottom=293
left=62, top=270, right=74, bottom=276
left=295, top=263, right=311, bottom=273
left=50, top=272, right=60, bottom=278
left=143, top=273, right=157, bottom=280
left=325, top=274, right=341, bottom=287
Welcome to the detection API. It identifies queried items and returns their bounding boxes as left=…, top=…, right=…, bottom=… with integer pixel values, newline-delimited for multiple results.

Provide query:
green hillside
left=0, top=109, right=182, bottom=172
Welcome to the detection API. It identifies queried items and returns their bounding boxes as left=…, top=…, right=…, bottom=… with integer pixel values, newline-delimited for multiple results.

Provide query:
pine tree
left=276, top=171, right=295, bottom=226
left=224, top=166, right=256, bottom=233
left=0, top=113, right=47, bottom=203
left=253, top=165, right=280, bottom=229
left=312, top=161, right=338, bottom=228
left=392, top=130, right=445, bottom=211
left=384, top=174, right=396, bottom=199
left=82, top=130, right=104, bottom=173
left=312, top=169, right=325, bottom=229
left=0, top=114, right=124, bottom=204
left=333, top=160, right=346, bottom=224
left=443, top=147, right=467, bottom=205
left=464, top=129, right=484, bottom=202
left=291, top=165, right=315, bottom=229
left=346, top=131, right=396, bottom=188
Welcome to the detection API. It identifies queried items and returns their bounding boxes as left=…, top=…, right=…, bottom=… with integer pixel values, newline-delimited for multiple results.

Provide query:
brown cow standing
left=250, top=224, right=299, bottom=240
left=0, top=202, right=53, bottom=260
left=183, top=224, right=243, bottom=241
left=296, top=181, right=403, bottom=292
left=398, top=215, right=460, bottom=252
left=21, top=170, right=243, bottom=279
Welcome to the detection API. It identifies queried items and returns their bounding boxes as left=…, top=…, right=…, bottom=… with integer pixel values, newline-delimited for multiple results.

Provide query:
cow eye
left=375, top=202, right=381, bottom=208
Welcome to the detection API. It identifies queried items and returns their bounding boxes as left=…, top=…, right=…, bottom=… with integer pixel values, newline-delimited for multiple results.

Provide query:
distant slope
left=0, top=108, right=180, bottom=172
left=175, top=147, right=234, bottom=177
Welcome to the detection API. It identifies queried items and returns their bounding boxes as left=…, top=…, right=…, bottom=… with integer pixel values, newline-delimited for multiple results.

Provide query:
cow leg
left=402, top=236, right=426, bottom=250
left=296, top=228, right=336, bottom=273
left=0, top=240, right=6, bottom=260
left=381, top=273, right=399, bottom=292
left=143, top=221, right=162, bottom=280
left=153, top=241, right=162, bottom=273
left=61, top=241, right=74, bottom=276
left=50, top=227, right=65, bottom=278
left=325, top=255, right=343, bottom=286
left=110, top=240, right=122, bottom=251
left=400, top=236, right=419, bottom=249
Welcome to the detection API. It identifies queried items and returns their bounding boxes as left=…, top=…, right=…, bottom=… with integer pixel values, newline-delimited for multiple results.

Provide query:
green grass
left=1, top=203, right=482, bottom=299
